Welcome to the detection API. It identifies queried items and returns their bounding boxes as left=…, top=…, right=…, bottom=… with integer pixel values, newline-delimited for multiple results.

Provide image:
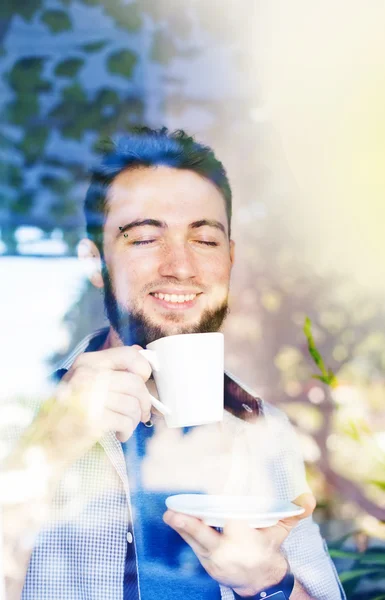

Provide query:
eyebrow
left=118, top=219, right=165, bottom=236
left=118, top=218, right=227, bottom=237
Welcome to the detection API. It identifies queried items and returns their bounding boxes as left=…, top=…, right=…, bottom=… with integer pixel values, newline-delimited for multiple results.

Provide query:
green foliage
left=55, top=58, right=84, bottom=77
left=104, top=1, right=142, bottom=32
left=304, top=317, right=385, bottom=596
left=50, top=200, right=77, bottom=217
left=18, top=127, right=49, bottom=164
left=7, top=97, right=39, bottom=125
left=81, top=40, right=108, bottom=53
left=95, top=88, right=120, bottom=106
left=11, top=191, right=34, bottom=215
left=62, top=82, right=87, bottom=103
left=0, top=0, right=43, bottom=21
left=368, top=480, right=385, bottom=492
left=78, top=0, right=100, bottom=5
left=40, top=175, right=72, bottom=195
left=7, top=58, right=51, bottom=93
left=2, top=164, right=22, bottom=188
left=330, top=543, right=385, bottom=597
left=303, top=316, right=338, bottom=388
left=41, top=9, right=72, bottom=33
left=107, top=49, right=137, bottom=78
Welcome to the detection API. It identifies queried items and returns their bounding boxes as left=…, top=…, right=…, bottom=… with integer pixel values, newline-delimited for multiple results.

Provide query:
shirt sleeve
left=219, top=403, right=346, bottom=600
left=270, top=405, right=347, bottom=599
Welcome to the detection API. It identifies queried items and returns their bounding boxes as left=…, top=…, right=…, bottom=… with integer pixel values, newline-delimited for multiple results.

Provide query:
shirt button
left=126, top=531, right=133, bottom=544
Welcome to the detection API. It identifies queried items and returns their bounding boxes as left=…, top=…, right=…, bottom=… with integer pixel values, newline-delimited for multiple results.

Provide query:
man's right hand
left=2, top=346, right=154, bottom=600
left=57, top=345, right=154, bottom=446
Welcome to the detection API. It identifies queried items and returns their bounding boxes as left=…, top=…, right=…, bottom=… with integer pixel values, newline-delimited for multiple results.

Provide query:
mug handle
left=139, top=349, right=171, bottom=416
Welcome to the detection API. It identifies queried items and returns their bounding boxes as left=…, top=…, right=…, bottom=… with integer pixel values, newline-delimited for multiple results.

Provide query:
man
left=4, top=127, right=345, bottom=600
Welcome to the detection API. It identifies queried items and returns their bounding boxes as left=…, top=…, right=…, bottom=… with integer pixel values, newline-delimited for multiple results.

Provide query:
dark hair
left=84, top=127, right=232, bottom=252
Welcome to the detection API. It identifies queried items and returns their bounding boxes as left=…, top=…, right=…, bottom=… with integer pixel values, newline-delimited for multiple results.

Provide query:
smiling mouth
left=149, top=292, right=201, bottom=306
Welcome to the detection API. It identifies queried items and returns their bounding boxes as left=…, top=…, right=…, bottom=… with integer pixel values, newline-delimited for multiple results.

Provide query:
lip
left=149, top=292, right=201, bottom=310
left=150, top=290, right=202, bottom=295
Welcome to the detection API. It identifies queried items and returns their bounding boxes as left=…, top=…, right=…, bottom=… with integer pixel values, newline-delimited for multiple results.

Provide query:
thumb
left=292, top=492, right=316, bottom=519
left=280, top=493, right=316, bottom=531
left=265, top=493, right=317, bottom=550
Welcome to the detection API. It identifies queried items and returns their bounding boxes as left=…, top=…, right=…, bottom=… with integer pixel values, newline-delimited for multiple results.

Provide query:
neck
left=101, top=327, right=123, bottom=350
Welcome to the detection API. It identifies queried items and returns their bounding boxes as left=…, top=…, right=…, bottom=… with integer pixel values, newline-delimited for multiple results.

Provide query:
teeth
left=153, top=293, right=197, bottom=303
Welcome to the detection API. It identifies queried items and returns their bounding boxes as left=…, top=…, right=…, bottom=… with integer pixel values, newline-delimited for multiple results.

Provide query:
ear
left=229, top=239, right=235, bottom=266
left=77, top=239, right=104, bottom=289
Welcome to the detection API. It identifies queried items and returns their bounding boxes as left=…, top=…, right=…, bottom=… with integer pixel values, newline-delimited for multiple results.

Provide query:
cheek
left=204, top=255, right=232, bottom=284
left=108, top=253, right=157, bottom=305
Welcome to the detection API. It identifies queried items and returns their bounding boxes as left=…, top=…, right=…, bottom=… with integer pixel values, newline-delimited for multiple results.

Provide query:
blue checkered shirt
left=4, top=329, right=345, bottom=600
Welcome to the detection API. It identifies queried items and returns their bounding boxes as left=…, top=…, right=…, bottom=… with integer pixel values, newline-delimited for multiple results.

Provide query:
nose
left=158, top=242, right=197, bottom=280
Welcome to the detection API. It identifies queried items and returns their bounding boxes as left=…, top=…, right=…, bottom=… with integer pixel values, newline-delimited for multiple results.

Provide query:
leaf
left=40, top=175, right=72, bottom=195
left=62, top=83, right=87, bottom=104
left=367, top=479, right=385, bottom=492
left=81, top=40, right=108, bottom=53
left=7, top=57, right=50, bottom=93
left=55, top=58, right=84, bottom=77
left=105, top=2, right=142, bottom=32
left=303, top=317, right=327, bottom=374
left=95, top=88, right=120, bottom=106
left=330, top=549, right=385, bottom=564
left=7, top=97, right=39, bottom=125
left=343, top=420, right=363, bottom=442
left=50, top=200, right=77, bottom=218
left=106, top=49, right=137, bottom=78
left=303, top=316, right=338, bottom=388
left=18, top=127, right=49, bottom=164
left=11, top=191, right=34, bottom=215
left=41, top=9, right=71, bottom=33
left=2, top=164, right=23, bottom=188
left=0, top=0, right=42, bottom=21
left=339, top=568, right=384, bottom=583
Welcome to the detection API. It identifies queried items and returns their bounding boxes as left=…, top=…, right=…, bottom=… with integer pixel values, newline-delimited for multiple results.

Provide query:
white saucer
left=165, top=494, right=305, bottom=528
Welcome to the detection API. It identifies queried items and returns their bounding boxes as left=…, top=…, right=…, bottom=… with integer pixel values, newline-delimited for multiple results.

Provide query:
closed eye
left=131, top=239, right=218, bottom=247
left=195, top=240, right=218, bottom=247
left=132, top=239, right=156, bottom=246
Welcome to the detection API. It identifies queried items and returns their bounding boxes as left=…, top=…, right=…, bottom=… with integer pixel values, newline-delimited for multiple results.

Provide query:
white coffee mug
left=139, top=332, right=224, bottom=428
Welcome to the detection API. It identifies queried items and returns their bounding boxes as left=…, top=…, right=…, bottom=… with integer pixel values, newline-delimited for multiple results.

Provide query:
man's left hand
left=163, top=493, right=316, bottom=597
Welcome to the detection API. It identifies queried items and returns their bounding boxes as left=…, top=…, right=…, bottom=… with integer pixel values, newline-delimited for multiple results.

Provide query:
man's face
left=100, top=166, right=234, bottom=346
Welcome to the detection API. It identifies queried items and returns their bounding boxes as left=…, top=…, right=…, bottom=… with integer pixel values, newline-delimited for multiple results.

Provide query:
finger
left=292, top=493, right=317, bottom=519
left=106, top=392, right=152, bottom=424
left=268, top=493, right=317, bottom=547
left=163, top=511, right=220, bottom=556
left=103, top=407, right=140, bottom=442
left=280, top=493, right=316, bottom=529
left=107, top=372, right=152, bottom=418
left=73, top=347, right=152, bottom=381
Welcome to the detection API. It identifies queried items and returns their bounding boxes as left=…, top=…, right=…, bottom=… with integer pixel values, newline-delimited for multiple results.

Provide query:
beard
left=101, top=265, right=229, bottom=347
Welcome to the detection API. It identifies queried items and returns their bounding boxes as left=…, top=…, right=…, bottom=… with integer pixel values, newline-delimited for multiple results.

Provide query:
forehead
left=105, top=166, right=228, bottom=231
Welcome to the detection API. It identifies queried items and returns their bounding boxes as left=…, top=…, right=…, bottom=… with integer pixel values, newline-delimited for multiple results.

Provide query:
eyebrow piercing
left=124, top=234, right=128, bottom=238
